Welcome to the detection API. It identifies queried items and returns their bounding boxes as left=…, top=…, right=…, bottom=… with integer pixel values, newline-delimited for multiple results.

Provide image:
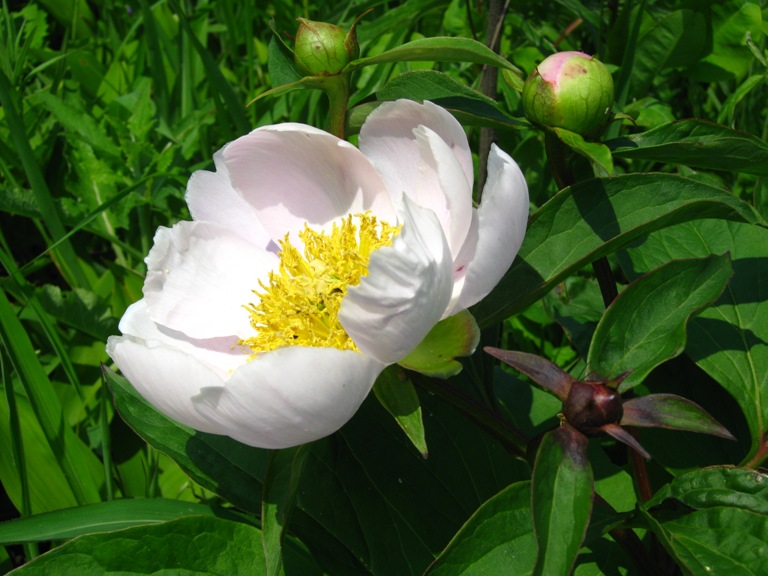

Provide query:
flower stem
left=324, top=74, right=350, bottom=140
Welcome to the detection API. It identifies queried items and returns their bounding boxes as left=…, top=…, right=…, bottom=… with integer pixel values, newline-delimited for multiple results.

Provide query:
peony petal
left=192, top=347, right=385, bottom=449
left=339, top=196, right=453, bottom=364
left=222, top=125, right=395, bottom=240
left=117, top=300, right=247, bottom=375
left=107, top=333, right=227, bottom=434
left=186, top=150, right=274, bottom=248
left=410, top=124, right=474, bottom=259
left=143, top=221, right=278, bottom=340
left=359, top=100, right=474, bottom=201
left=448, top=144, right=529, bottom=314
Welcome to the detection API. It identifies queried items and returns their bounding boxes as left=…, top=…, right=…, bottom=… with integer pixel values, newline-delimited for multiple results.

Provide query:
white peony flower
left=107, top=99, right=528, bottom=449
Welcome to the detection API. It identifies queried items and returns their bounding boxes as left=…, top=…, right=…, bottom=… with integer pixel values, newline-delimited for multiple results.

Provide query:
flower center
left=241, top=212, right=400, bottom=356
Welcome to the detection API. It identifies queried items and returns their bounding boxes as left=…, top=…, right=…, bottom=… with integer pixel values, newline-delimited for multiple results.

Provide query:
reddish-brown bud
left=563, top=380, right=623, bottom=436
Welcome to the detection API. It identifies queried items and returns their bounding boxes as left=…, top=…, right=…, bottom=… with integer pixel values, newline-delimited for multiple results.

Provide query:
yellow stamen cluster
left=241, top=212, right=400, bottom=356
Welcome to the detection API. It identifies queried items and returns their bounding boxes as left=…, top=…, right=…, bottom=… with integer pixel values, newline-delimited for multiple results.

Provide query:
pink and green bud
left=294, top=18, right=359, bottom=77
left=522, top=51, right=614, bottom=139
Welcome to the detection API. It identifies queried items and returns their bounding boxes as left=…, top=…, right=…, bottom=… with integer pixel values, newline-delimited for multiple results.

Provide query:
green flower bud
left=522, top=51, right=614, bottom=139
left=294, top=18, right=359, bottom=77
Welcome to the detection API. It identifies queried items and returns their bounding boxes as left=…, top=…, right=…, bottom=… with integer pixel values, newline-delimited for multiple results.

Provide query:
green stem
left=324, top=74, right=350, bottom=140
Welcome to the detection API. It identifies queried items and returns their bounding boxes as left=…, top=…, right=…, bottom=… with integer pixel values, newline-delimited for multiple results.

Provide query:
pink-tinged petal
left=106, top=334, right=226, bottom=434
left=192, top=347, right=385, bottom=449
left=447, top=144, right=529, bottom=315
left=339, top=196, right=453, bottom=364
left=118, top=300, right=247, bottom=375
left=410, top=124, right=474, bottom=259
left=359, top=100, right=474, bottom=194
left=186, top=150, right=274, bottom=248
left=143, top=221, right=278, bottom=340
left=222, top=125, right=394, bottom=240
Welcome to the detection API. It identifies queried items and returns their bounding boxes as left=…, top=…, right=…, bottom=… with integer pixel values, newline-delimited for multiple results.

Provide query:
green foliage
left=2, top=0, right=768, bottom=574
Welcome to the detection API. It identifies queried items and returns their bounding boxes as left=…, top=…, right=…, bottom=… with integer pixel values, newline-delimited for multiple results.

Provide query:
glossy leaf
left=349, top=36, right=520, bottom=72
left=608, top=119, right=768, bottom=176
left=588, top=254, right=733, bottom=390
left=9, top=515, right=265, bottom=575
left=0, top=499, right=248, bottom=544
left=649, top=507, right=768, bottom=575
left=373, top=366, right=428, bottom=457
left=399, top=310, right=480, bottom=378
left=531, top=425, right=593, bottom=576
left=551, top=128, right=613, bottom=177
left=472, top=174, right=759, bottom=328
left=621, top=394, right=735, bottom=440
left=645, top=466, right=768, bottom=513
left=425, top=482, right=535, bottom=576
left=104, top=367, right=268, bottom=514
left=619, top=220, right=768, bottom=463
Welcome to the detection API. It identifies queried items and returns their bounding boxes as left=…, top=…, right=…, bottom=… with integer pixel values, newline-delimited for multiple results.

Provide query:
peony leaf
left=641, top=468, right=768, bottom=576
left=607, top=119, right=768, bottom=176
left=644, top=466, right=768, bottom=513
left=373, top=366, right=428, bottom=458
left=424, top=482, right=535, bottom=575
left=399, top=310, right=480, bottom=378
left=473, top=173, right=760, bottom=328
left=348, top=36, right=521, bottom=73
left=619, top=220, right=768, bottom=465
left=531, top=424, right=593, bottom=576
left=587, top=254, right=733, bottom=391
left=551, top=127, right=614, bottom=176
left=262, top=446, right=310, bottom=576
left=7, top=516, right=268, bottom=575
left=621, top=394, right=735, bottom=440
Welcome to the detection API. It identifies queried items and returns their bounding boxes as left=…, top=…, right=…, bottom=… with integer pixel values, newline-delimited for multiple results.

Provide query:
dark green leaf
left=621, top=394, right=735, bottom=440
left=104, top=367, right=268, bottom=514
left=9, top=515, right=264, bottom=575
left=607, top=120, right=768, bottom=176
left=262, top=446, right=310, bottom=576
left=588, top=254, right=734, bottom=390
left=373, top=366, right=428, bottom=458
left=424, top=482, right=535, bottom=575
left=267, top=34, right=302, bottom=87
left=643, top=506, right=768, bottom=576
left=531, top=425, right=593, bottom=576
left=399, top=310, right=480, bottom=378
left=34, top=285, right=117, bottom=340
left=645, top=466, right=768, bottom=513
left=349, top=37, right=520, bottom=72
left=0, top=499, right=249, bottom=544
left=551, top=128, right=613, bottom=177
left=619, top=220, right=768, bottom=464
left=473, top=174, right=759, bottom=328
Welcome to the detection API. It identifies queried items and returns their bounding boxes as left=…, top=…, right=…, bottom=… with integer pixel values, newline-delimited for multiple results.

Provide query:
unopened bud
left=563, top=380, right=623, bottom=436
left=522, top=51, right=614, bottom=139
left=294, top=18, right=359, bottom=76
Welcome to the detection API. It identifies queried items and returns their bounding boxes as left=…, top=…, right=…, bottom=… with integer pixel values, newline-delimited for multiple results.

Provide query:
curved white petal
left=448, top=144, right=529, bottom=314
left=410, top=125, right=474, bottom=259
left=117, top=300, right=247, bottom=375
left=143, top=221, right=278, bottom=340
left=339, top=196, right=453, bottom=364
left=192, top=347, right=385, bottom=449
left=107, top=333, right=227, bottom=434
left=359, top=100, right=474, bottom=201
left=222, top=125, right=395, bottom=240
left=186, top=150, right=274, bottom=248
